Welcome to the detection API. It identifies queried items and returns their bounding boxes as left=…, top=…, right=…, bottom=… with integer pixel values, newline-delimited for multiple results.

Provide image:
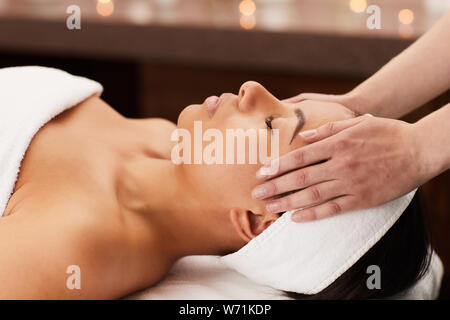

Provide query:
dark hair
left=286, top=192, right=432, bottom=300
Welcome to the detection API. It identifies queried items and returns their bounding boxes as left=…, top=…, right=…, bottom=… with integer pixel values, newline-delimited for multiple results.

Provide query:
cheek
left=209, top=114, right=259, bottom=133
left=203, top=164, right=259, bottom=205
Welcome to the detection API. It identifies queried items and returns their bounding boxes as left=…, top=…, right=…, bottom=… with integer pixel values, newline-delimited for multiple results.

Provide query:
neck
left=116, top=154, right=239, bottom=264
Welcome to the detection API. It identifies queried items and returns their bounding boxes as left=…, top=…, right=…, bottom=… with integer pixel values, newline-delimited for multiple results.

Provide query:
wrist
left=344, top=87, right=380, bottom=116
left=410, top=119, right=448, bottom=183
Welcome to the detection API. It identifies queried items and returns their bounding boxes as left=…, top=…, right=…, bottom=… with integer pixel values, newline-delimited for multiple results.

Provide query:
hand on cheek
left=252, top=115, right=427, bottom=222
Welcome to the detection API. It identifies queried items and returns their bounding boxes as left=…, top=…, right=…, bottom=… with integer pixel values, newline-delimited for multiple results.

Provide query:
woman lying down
left=0, top=66, right=435, bottom=299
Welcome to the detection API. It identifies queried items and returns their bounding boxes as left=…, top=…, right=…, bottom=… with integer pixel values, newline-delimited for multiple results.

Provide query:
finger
left=256, top=138, right=333, bottom=180
left=283, top=93, right=306, bottom=104
left=283, top=93, right=344, bottom=104
left=299, top=116, right=369, bottom=144
left=252, top=162, right=333, bottom=200
left=290, top=195, right=356, bottom=222
left=265, top=180, right=345, bottom=214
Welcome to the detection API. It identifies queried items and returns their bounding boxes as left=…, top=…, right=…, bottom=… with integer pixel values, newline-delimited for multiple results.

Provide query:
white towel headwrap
left=221, top=189, right=418, bottom=295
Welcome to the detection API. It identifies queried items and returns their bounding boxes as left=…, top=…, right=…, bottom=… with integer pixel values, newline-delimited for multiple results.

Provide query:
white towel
left=0, top=66, right=103, bottom=216
left=221, top=189, right=441, bottom=295
left=129, top=253, right=443, bottom=300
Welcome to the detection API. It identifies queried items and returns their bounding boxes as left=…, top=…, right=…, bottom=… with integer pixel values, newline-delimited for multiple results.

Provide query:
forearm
left=413, top=103, right=450, bottom=182
left=348, top=10, right=450, bottom=118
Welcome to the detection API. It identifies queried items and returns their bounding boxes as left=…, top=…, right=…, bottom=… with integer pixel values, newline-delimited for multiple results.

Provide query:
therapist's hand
left=252, top=115, right=429, bottom=222
left=283, top=92, right=350, bottom=105
left=283, top=91, right=370, bottom=116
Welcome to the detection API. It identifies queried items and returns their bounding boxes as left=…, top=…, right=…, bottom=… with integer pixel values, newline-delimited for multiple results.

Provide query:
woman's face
left=176, top=81, right=355, bottom=232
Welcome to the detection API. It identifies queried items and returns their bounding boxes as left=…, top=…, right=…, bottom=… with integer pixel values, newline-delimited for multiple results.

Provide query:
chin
left=177, top=103, right=205, bottom=128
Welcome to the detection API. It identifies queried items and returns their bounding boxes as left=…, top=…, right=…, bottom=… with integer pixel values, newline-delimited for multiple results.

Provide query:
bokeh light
left=398, top=9, right=414, bottom=25
left=240, top=15, right=256, bottom=30
left=97, top=0, right=114, bottom=17
left=0, top=0, right=7, bottom=12
left=239, top=0, right=256, bottom=17
left=398, top=24, right=414, bottom=38
left=127, top=0, right=153, bottom=24
left=349, top=0, right=367, bottom=13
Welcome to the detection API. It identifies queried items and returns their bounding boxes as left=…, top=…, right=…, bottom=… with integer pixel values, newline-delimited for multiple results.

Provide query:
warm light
left=0, top=0, right=8, bottom=11
left=127, top=1, right=153, bottom=24
left=97, top=0, right=114, bottom=17
left=398, top=9, right=414, bottom=25
left=398, top=24, right=414, bottom=38
left=240, top=15, right=256, bottom=30
left=239, top=0, right=256, bottom=17
left=349, top=0, right=367, bottom=13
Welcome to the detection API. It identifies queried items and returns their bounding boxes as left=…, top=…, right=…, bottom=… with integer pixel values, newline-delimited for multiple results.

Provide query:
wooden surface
left=0, top=15, right=416, bottom=78
left=0, top=0, right=445, bottom=37
left=2, top=0, right=448, bottom=77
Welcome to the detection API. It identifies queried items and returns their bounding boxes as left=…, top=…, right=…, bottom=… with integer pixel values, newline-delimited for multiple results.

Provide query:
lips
left=205, top=95, right=220, bottom=117
left=205, top=93, right=232, bottom=117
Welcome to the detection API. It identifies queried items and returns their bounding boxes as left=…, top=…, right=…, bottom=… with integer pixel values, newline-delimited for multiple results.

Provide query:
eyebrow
left=289, top=108, right=305, bottom=145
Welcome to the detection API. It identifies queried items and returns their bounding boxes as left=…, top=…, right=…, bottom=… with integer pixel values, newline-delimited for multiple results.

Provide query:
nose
left=238, top=81, right=279, bottom=112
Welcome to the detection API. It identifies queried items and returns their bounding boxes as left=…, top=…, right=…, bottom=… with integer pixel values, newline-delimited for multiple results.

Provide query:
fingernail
left=256, top=167, right=270, bottom=179
left=251, top=186, right=267, bottom=200
left=266, top=202, right=281, bottom=213
left=291, top=211, right=313, bottom=223
left=256, top=159, right=279, bottom=179
left=256, top=166, right=274, bottom=179
left=299, top=129, right=317, bottom=139
left=291, top=212, right=307, bottom=222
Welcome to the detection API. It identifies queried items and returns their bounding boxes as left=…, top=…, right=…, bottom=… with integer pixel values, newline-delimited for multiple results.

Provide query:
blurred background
left=0, top=0, right=449, bottom=298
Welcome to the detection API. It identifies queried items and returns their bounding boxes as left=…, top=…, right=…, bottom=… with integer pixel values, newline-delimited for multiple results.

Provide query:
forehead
left=292, top=100, right=355, bottom=128
left=279, top=100, right=356, bottom=152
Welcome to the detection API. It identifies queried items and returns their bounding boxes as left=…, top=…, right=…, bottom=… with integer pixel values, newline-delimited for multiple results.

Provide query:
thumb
left=283, top=93, right=307, bottom=104
left=299, top=115, right=370, bottom=143
left=283, top=93, right=347, bottom=104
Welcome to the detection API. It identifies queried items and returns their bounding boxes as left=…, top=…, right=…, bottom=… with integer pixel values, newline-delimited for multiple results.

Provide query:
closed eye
left=265, top=116, right=274, bottom=130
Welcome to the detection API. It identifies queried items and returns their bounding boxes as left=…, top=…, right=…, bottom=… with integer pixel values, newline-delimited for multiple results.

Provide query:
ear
left=229, top=208, right=278, bottom=243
